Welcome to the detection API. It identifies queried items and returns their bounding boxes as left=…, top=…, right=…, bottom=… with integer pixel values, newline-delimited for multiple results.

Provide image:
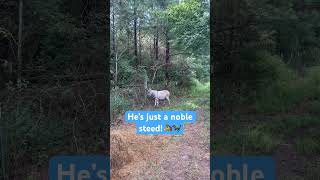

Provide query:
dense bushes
left=0, top=78, right=107, bottom=178
left=110, top=88, right=132, bottom=124
left=146, top=56, right=209, bottom=89
left=215, top=48, right=320, bottom=113
left=238, top=50, right=295, bottom=90
left=255, top=63, right=320, bottom=113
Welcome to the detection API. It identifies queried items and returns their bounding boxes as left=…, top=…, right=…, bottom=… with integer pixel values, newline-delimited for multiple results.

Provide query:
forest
left=110, top=0, right=210, bottom=179
left=0, top=0, right=108, bottom=179
left=110, top=0, right=210, bottom=118
left=213, top=0, right=320, bottom=179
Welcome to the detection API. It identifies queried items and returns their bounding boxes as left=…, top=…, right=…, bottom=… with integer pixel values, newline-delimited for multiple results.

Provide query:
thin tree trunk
left=155, top=28, right=159, bottom=62
left=115, top=52, right=118, bottom=85
left=0, top=125, right=8, bottom=180
left=133, top=0, right=138, bottom=66
left=150, top=43, right=153, bottom=60
left=127, top=25, right=130, bottom=50
left=17, top=0, right=23, bottom=120
left=112, top=1, right=118, bottom=85
left=153, top=34, right=156, bottom=59
left=139, top=20, right=142, bottom=64
left=112, top=1, right=116, bottom=58
left=1, top=102, right=8, bottom=179
left=162, top=0, right=170, bottom=86
left=165, top=27, right=170, bottom=86
left=17, top=0, right=23, bottom=83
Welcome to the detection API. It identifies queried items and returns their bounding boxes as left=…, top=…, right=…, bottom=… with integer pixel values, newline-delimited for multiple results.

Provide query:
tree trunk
left=112, top=1, right=118, bottom=85
left=115, top=52, right=118, bottom=86
left=155, top=28, right=159, bottom=62
left=0, top=124, right=8, bottom=180
left=165, top=27, right=170, bottom=86
left=17, top=0, right=23, bottom=84
left=126, top=27, right=130, bottom=50
left=133, top=0, right=138, bottom=66
left=112, top=1, right=116, bottom=59
left=139, top=20, right=142, bottom=64
left=153, top=34, right=156, bottom=59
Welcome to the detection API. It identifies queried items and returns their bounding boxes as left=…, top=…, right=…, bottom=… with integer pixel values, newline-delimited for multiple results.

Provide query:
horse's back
left=165, top=90, right=170, bottom=96
left=151, top=89, right=170, bottom=98
left=161, top=90, right=170, bottom=96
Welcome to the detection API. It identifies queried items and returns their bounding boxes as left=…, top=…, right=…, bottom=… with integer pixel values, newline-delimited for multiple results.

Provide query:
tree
left=17, top=0, right=23, bottom=84
left=133, top=0, right=138, bottom=66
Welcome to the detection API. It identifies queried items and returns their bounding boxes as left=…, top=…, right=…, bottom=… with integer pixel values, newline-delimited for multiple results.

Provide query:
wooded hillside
left=0, top=0, right=108, bottom=179
left=213, top=1, right=320, bottom=179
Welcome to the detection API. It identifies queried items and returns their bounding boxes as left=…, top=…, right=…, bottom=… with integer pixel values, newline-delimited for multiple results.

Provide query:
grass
left=213, top=124, right=282, bottom=155
left=160, top=99, right=199, bottom=110
left=214, top=115, right=320, bottom=155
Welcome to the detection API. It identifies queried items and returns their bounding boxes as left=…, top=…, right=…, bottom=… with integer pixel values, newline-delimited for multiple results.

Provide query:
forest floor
left=111, top=96, right=210, bottom=180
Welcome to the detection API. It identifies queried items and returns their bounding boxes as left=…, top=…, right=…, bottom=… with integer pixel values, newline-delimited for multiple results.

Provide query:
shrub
left=295, top=136, right=320, bottom=155
left=110, top=88, right=132, bottom=120
left=189, top=78, right=210, bottom=97
left=169, top=57, right=195, bottom=88
left=304, top=66, right=320, bottom=98
left=255, top=61, right=320, bottom=113
left=215, top=124, right=282, bottom=155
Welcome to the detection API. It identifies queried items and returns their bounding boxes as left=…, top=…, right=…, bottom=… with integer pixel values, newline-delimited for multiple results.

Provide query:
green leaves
left=165, top=0, right=209, bottom=56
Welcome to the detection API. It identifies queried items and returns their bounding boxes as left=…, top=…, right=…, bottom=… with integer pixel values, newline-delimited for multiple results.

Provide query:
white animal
left=147, top=88, right=170, bottom=106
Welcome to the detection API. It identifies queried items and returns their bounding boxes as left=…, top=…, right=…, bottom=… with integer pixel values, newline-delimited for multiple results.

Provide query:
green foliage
left=189, top=78, right=210, bottom=97
left=166, top=0, right=209, bottom=56
left=111, top=0, right=209, bottom=97
left=117, top=60, right=138, bottom=84
left=261, top=116, right=320, bottom=138
left=1, top=0, right=107, bottom=178
left=214, top=123, right=282, bottom=155
left=168, top=57, right=195, bottom=87
left=256, top=65, right=320, bottom=112
left=220, top=50, right=298, bottom=106
left=110, top=88, right=132, bottom=115
left=296, top=136, right=320, bottom=155
left=214, top=115, right=320, bottom=155
left=159, top=85, right=209, bottom=111
left=214, top=1, right=320, bottom=178
left=190, top=56, right=210, bottom=81
left=0, top=103, right=69, bottom=170
left=239, top=50, right=296, bottom=86
left=165, top=56, right=209, bottom=90
left=160, top=99, right=199, bottom=110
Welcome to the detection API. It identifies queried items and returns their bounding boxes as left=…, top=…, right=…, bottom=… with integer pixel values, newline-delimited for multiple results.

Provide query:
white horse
left=147, top=88, right=170, bottom=106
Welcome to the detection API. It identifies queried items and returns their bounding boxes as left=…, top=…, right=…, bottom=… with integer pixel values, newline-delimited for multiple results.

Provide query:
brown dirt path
left=111, top=109, right=210, bottom=180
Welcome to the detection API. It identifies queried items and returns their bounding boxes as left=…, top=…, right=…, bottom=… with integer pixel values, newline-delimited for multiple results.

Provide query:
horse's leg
left=166, top=96, right=170, bottom=105
left=154, top=98, right=157, bottom=106
left=156, top=98, right=159, bottom=106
